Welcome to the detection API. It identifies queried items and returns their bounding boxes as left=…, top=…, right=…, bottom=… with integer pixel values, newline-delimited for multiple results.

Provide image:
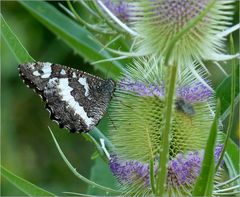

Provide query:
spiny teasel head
left=109, top=145, right=225, bottom=195
left=127, top=0, right=234, bottom=65
left=108, top=57, right=215, bottom=162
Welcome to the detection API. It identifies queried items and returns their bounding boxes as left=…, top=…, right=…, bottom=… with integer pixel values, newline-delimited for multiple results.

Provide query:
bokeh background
left=1, top=1, right=239, bottom=196
left=2, top=1, right=118, bottom=195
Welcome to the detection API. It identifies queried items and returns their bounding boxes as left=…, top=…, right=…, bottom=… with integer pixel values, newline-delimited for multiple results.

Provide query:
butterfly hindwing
left=19, top=62, right=115, bottom=132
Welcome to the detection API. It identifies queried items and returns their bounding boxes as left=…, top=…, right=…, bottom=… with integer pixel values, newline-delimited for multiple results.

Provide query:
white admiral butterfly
left=18, top=62, right=115, bottom=133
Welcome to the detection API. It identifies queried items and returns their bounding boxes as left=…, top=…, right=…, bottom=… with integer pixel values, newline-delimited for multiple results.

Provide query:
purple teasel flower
left=118, top=78, right=213, bottom=102
left=109, top=144, right=223, bottom=188
left=101, top=0, right=131, bottom=22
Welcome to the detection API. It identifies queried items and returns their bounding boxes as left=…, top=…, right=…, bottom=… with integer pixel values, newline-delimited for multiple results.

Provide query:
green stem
left=48, top=127, right=121, bottom=195
left=149, top=159, right=156, bottom=194
left=82, top=133, right=109, bottom=163
left=90, top=127, right=115, bottom=151
left=77, top=0, right=101, bottom=19
left=66, top=1, right=115, bottom=35
left=215, top=174, right=240, bottom=187
left=215, top=35, right=236, bottom=172
left=156, top=65, right=178, bottom=196
left=212, top=191, right=240, bottom=196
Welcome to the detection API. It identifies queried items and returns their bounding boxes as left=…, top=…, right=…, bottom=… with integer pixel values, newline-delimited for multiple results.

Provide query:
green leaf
left=86, top=157, right=119, bottom=195
left=215, top=35, right=238, bottom=173
left=216, top=67, right=239, bottom=114
left=220, top=94, right=239, bottom=122
left=192, top=100, right=220, bottom=196
left=218, top=132, right=239, bottom=180
left=19, top=1, right=124, bottom=77
left=1, top=14, right=34, bottom=63
left=1, top=165, right=55, bottom=196
left=225, top=136, right=240, bottom=177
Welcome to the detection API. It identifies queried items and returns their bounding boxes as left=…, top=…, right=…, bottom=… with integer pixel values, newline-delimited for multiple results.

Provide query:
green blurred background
left=1, top=1, right=112, bottom=195
left=1, top=1, right=239, bottom=196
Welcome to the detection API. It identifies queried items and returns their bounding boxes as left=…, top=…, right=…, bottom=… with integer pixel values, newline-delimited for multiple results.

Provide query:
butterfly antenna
left=112, top=92, right=135, bottom=110
left=106, top=110, right=118, bottom=131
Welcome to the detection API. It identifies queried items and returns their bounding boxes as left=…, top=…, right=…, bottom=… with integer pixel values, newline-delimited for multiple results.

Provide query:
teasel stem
left=91, top=127, right=115, bottom=151
left=156, top=64, right=178, bottom=196
left=78, top=0, right=101, bottom=19
left=48, top=127, right=121, bottom=194
left=149, top=159, right=156, bottom=193
left=215, top=35, right=236, bottom=172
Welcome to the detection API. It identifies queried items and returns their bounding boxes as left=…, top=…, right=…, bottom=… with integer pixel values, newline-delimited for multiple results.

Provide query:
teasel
left=109, top=145, right=228, bottom=196
left=61, top=1, right=238, bottom=66
left=127, top=0, right=237, bottom=64
left=57, top=1, right=239, bottom=195
left=109, top=57, right=214, bottom=161
left=106, top=57, right=238, bottom=196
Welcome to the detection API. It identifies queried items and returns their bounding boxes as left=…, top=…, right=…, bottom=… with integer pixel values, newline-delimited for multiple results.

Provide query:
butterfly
left=18, top=62, right=115, bottom=133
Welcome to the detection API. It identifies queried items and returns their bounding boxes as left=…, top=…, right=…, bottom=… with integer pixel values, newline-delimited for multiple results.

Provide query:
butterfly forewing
left=19, top=62, right=115, bottom=132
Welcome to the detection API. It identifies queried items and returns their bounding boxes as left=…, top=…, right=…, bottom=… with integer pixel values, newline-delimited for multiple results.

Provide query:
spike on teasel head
left=127, top=0, right=234, bottom=65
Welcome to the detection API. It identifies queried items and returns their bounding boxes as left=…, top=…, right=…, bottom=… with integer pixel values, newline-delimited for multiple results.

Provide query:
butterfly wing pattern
left=18, top=62, right=115, bottom=132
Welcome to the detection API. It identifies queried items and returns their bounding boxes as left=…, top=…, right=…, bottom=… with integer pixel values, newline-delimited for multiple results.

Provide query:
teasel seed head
left=108, top=57, right=215, bottom=162
left=128, top=0, right=234, bottom=65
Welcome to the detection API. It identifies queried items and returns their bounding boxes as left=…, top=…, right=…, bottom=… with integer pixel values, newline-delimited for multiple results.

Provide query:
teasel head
left=109, top=57, right=215, bottom=162
left=63, top=1, right=237, bottom=68
left=107, top=58, right=236, bottom=195
left=127, top=0, right=235, bottom=66
left=98, top=0, right=237, bottom=73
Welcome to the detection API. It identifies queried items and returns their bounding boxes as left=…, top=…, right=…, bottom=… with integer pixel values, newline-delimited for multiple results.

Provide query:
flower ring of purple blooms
left=109, top=144, right=223, bottom=188
left=118, top=78, right=212, bottom=102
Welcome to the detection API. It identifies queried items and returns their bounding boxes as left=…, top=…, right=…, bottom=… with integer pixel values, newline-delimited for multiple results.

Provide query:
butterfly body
left=19, top=62, right=115, bottom=132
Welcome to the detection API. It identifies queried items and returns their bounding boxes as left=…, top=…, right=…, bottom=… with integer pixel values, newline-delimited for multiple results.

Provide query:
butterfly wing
left=19, top=62, right=115, bottom=132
